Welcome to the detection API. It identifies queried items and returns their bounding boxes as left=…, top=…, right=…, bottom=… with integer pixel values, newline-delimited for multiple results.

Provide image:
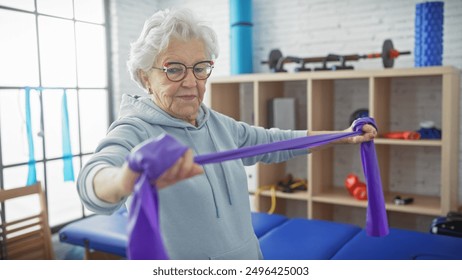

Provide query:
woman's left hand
left=343, top=123, right=377, bottom=144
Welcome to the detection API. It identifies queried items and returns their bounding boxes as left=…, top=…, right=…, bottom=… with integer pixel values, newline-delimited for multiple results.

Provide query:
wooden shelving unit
left=208, top=66, right=460, bottom=229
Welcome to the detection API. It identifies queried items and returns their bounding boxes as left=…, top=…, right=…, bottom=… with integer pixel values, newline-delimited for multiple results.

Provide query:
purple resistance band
left=126, top=117, right=389, bottom=260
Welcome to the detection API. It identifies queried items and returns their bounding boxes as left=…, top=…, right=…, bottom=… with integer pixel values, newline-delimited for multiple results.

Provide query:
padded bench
left=58, top=211, right=287, bottom=259
left=59, top=211, right=462, bottom=260
left=251, top=212, right=288, bottom=238
left=259, top=218, right=362, bottom=259
left=331, top=228, right=462, bottom=260
left=59, top=209, right=129, bottom=258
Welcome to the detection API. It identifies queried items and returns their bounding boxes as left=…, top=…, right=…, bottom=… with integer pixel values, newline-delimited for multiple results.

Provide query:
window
left=0, top=0, right=112, bottom=229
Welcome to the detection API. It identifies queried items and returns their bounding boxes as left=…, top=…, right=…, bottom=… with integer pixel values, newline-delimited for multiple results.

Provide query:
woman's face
left=144, top=38, right=209, bottom=125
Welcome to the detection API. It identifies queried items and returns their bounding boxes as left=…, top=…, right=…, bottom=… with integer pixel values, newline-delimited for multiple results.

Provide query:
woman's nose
left=181, top=69, right=197, bottom=86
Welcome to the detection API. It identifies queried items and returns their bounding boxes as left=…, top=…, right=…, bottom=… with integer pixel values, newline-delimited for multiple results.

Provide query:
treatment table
left=59, top=210, right=462, bottom=260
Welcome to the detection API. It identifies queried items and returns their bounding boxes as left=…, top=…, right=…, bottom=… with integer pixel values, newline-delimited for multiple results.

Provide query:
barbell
left=261, top=39, right=411, bottom=72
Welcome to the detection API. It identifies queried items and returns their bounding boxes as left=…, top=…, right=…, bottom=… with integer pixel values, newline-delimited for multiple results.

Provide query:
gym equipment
left=25, top=88, right=37, bottom=185
left=24, top=87, right=75, bottom=185
left=431, top=212, right=462, bottom=238
left=415, top=2, right=444, bottom=67
left=254, top=173, right=308, bottom=214
left=230, top=0, right=253, bottom=74
left=345, top=173, right=367, bottom=200
left=394, top=195, right=414, bottom=205
left=262, top=39, right=411, bottom=72
left=59, top=211, right=462, bottom=260
left=126, top=117, right=387, bottom=259
left=59, top=212, right=462, bottom=260
left=254, top=184, right=278, bottom=214
left=382, top=131, right=421, bottom=140
left=61, top=89, right=74, bottom=181
left=254, top=174, right=307, bottom=214
left=382, top=121, right=441, bottom=140
left=349, top=108, right=369, bottom=126
left=277, top=174, right=307, bottom=193
left=59, top=207, right=128, bottom=258
left=417, top=121, right=441, bottom=139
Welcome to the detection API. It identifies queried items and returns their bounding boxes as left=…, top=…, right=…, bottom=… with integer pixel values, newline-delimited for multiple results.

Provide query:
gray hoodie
left=77, top=94, right=308, bottom=259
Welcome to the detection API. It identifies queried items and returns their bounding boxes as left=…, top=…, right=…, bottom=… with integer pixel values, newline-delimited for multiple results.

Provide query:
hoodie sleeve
left=77, top=118, right=150, bottom=215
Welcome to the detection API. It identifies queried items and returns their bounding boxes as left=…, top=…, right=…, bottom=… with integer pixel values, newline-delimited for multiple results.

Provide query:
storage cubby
left=208, top=66, right=460, bottom=231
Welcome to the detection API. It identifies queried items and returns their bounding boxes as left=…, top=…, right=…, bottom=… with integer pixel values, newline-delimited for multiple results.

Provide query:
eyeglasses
left=151, top=60, right=214, bottom=82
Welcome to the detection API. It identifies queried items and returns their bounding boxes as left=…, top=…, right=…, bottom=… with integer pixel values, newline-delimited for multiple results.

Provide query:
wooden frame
left=209, top=66, right=460, bottom=229
left=0, top=182, right=54, bottom=260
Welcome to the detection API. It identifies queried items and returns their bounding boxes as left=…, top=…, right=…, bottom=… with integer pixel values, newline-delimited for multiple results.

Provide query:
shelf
left=209, top=66, right=459, bottom=231
left=312, top=188, right=441, bottom=216
left=252, top=189, right=308, bottom=201
left=374, top=138, right=442, bottom=147
left=312, top=188, right=368, bottom=207
left=210, top=66, right=458, bottom=83
left=384, top=192, right=441, bottom=216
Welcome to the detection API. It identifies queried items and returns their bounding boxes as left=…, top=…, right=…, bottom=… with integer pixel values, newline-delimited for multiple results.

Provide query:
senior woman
left=77, top=8, right=376, bottom=260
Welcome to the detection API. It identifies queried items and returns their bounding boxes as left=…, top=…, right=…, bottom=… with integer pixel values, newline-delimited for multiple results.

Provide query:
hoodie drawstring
left=206, top=123, right=233, bottom=206
left=184, top=127, right=221, bottom=218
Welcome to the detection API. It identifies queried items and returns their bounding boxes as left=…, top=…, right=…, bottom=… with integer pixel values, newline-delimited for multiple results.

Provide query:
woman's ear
left=138, top=70, right=151, bottom=90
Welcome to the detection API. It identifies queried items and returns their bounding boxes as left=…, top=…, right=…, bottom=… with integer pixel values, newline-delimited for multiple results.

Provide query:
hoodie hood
left=119, top=94, right=210, bottom=129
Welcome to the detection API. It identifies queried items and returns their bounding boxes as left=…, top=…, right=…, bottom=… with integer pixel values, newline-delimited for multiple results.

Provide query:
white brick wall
left=109, top=0, right=161, bottom=113
left=110, top=0, right=462, bottom=213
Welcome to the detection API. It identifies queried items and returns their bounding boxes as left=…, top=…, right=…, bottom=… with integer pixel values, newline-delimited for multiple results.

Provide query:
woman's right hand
left=97, top=149, right=203, bottom=203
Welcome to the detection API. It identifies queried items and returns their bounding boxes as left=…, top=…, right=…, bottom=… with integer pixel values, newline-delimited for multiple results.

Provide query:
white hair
left=127, top=8, right=220, bottom=90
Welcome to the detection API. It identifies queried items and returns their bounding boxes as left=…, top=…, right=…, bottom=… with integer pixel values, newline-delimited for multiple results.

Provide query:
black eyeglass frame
left=151, top=60, right=214, bottom=82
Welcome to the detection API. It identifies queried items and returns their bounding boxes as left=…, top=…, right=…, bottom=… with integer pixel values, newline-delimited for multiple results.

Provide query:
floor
left=52, top=233, right=84, bottom=260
